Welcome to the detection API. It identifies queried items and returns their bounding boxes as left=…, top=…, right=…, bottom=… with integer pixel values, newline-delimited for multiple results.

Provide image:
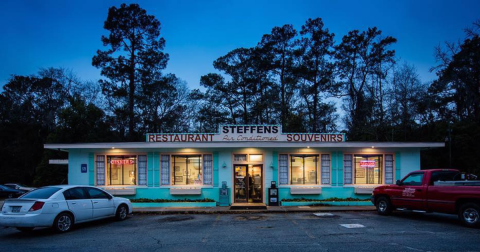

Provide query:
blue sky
left=0, top=0, right=479, bottom=90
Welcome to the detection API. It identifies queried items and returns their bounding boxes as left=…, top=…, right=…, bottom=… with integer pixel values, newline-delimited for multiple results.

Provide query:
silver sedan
left=0, top=185, right=132, bottom=233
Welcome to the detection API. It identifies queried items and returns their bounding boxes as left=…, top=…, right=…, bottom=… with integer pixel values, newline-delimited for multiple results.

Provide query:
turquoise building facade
left=45, top=125, right=443, bottom=206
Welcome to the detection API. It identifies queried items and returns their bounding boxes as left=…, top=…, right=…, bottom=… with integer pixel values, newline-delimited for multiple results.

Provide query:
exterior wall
left=66, top=146, right=424, bottom=204
left=68, top=150, right=91, bottom=185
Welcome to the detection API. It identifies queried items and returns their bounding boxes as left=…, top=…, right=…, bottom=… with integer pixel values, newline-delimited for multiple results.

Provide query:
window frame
left=160, top=153, right=214, bottom=187
left=343, top=153, right=395, bottom=186
left=95, top=153, right=148, bottom=187
left=232, top=153, right=264, bottom=164
left=278, top=153, right=331, bottom=186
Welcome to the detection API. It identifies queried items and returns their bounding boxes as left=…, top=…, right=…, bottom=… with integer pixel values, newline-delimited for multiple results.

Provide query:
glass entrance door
left=234, top=165, right=263, bottom=203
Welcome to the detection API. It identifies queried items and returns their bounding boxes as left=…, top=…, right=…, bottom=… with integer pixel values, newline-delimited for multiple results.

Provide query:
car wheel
left=53, top=213, right=73, bottom=233
left=17, top=227, right=34, bottom=232
left=376, top=196, right=393, bottom=215
left=115, top=204, right=128, bottom=221
left=459, top=203, right=480, bottom=228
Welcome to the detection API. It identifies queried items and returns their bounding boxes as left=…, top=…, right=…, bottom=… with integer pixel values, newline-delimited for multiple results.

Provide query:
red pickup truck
left=371, top=169, right=480, bottom=227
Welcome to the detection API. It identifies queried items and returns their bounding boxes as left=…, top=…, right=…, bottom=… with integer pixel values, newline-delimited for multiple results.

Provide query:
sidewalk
left=133, top=205, right=376, bottom=214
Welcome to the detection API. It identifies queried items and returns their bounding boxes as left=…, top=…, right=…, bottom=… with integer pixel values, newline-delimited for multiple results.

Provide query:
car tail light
left=29, top=201, right=45, bottom=212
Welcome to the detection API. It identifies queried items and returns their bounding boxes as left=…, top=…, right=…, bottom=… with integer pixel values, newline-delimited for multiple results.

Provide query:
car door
left=63, top=187, right=93, bottom=222
left=84, top=187, right=115, bottom=219
left=390, top=172, right=427, bottom=210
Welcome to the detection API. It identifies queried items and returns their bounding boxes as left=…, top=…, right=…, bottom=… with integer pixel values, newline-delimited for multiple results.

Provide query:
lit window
left=354, top=155, right=383, bottom=184
left=290, top=155, right=318, bottom=185
left=249, top=154, right=263, bottom=162
left=107, top=156, right=137, bottom=185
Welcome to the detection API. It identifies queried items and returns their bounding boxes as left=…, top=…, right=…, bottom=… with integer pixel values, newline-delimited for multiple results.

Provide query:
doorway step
left=230, top=203, right=267, bottom=210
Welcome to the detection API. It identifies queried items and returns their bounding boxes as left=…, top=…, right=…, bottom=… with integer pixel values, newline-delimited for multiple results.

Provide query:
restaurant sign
left=147, top=125, right=345, bottom=143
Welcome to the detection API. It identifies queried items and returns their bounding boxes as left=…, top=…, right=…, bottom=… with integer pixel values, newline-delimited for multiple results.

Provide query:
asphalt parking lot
left=1, top=211, right=479, bottom=252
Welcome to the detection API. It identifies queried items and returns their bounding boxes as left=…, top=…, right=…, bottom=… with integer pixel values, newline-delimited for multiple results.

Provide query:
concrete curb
left=132, top=205, right=376, bottom=215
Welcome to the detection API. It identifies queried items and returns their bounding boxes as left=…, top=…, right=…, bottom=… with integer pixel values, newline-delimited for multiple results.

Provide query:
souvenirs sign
left=147, top=125, right=345, bottom=143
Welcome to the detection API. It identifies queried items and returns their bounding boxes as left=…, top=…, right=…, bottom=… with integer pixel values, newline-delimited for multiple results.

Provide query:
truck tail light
left=29, top=201, right=45, bottom=212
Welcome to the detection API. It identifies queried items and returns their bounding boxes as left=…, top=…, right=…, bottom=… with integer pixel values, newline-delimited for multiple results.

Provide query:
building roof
left=44, top=141, right=445, bottom=151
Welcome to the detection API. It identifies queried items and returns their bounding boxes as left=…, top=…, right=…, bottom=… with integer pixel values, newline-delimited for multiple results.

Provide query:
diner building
left=44, top=125, right=444, bottom=206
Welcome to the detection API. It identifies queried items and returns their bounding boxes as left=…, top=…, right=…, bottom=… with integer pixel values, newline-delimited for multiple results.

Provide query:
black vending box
left=268, top=181, right=278, bottom=206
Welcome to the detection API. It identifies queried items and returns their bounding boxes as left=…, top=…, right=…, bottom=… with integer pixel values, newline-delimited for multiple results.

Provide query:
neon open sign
left=360, top=160, right=376, bottom=168
left=110, top=159, right=135, bottom=165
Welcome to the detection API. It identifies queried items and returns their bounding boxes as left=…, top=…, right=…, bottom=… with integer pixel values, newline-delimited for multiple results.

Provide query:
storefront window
left=172, top=155, right=202, bottom=185
left=107, top=156, right=137, bottom=185
left=290, top=155, right=318, bottom=185
left=354, top=155, right=383, bottom=184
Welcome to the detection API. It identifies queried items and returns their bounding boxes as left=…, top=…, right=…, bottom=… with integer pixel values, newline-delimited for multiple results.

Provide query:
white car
left=0, top=185, right=133, bottom=233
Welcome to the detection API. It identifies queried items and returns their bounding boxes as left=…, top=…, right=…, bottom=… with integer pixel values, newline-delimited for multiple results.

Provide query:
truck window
left=402, top=173, right=424, bottom=186
left=430, top=171, right=460, bottom=185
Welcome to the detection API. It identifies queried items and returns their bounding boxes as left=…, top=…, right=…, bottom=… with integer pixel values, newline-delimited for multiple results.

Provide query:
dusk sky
left=1, top=0, right=479, bottom=90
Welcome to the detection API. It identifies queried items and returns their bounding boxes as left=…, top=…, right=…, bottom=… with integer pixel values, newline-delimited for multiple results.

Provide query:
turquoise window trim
left=272, top=151, right=278, bottom=182
left=337, top=151, right=344, bottom=186
left=153, top=152, right=160, bottom=187
left=395, top=152, right=401, bottom=181
left=331, top=152, right=337, bottom=186
left=147, top=152, right=154, bottom=187
left=213, top=152, right=219, bottom=187
left=88, top=153, right=95, bottom=186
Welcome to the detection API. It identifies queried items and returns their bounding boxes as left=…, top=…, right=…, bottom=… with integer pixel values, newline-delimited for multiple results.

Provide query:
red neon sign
left=360, top=160, right=376, bottom=168
left=110, top=159, right=135, bottom=165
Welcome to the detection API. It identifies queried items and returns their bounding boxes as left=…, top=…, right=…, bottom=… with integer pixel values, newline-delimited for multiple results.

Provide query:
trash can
left=268, top=181, right=279, bottom=206
left=219, top=181, right=229, bottom=206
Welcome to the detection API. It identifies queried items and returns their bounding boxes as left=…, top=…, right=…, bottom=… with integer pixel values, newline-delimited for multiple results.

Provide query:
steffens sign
left=146, top=125, right=345, bottom=143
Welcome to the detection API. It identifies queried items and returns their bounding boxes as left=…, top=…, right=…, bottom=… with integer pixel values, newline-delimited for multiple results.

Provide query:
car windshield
left=20, top=187, right=62, bottom=199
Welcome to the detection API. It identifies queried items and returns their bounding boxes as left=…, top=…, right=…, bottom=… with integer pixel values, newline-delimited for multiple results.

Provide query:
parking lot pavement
left=1, top=211, right=479, bottom=252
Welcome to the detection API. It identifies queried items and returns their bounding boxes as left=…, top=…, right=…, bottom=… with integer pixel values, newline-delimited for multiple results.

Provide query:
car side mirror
left=107, top=194, right=113, bottom=200
left=396, top=180, right=402, bottom=186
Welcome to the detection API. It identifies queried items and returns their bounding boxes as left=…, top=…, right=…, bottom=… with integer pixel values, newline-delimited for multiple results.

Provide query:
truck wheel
left=459, top=203, right=480, bottom=228
left=376, top=196, right=393, bottom=215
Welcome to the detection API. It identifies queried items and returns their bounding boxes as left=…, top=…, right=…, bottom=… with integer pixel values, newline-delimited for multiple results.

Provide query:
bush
left=281, top=197, right=370, bottom=202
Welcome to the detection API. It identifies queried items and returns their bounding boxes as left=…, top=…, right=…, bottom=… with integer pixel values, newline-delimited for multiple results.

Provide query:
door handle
left=71, top=202, right=76, bottom=205
left=93, top=201, right=98, bottom=204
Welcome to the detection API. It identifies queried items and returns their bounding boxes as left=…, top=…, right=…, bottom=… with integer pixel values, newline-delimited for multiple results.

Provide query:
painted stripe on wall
left=88, top=153, right=95, bottom=186
left=272, top=151, right=278, bottom=182
left=213, top=152, right=219, bottom=187
left=153, top=152, right=160, bottom=187
left=337, top=151, right=344, bottom=186
left=331, top=151, right=337, bottom=186
left=148, top=152, right=154, bottom=187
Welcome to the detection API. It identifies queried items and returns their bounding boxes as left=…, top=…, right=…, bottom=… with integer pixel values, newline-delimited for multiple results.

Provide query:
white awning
left=44, top=141, right=444, bottom=151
